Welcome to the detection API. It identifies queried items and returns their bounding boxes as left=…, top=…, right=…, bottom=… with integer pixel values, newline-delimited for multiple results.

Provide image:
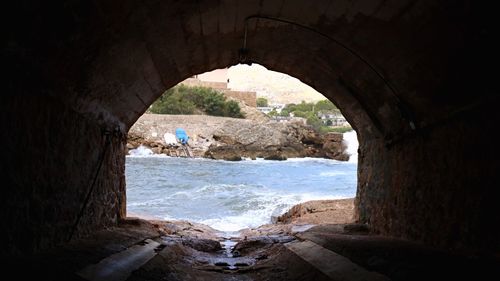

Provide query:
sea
left=126, top=130, right=358, bottom=232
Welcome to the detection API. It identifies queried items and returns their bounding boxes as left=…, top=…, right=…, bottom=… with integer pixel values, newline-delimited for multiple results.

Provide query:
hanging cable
left=68, top=128, right=113, bottom=242
left=239, top=15, right=418, bottom=132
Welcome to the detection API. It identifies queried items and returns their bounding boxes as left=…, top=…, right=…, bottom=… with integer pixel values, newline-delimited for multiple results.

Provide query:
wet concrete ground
left=3, top=218, right=499, bottom=281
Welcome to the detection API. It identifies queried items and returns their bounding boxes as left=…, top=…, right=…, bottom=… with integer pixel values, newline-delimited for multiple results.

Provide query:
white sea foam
left=343, top=130, right=359, bottom=163
left=127, top=145, right=154, bottom=156
left=319, top=171, right=347, bottom=177
left=195, top=190, right=349, bottom=232
left=126, top=150, right=357, bottom=232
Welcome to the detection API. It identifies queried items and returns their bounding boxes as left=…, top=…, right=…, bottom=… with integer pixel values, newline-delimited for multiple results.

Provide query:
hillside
left=227, top=64, right=326, bottom=104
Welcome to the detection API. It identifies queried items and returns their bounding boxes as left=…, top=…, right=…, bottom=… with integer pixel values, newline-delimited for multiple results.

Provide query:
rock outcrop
left=127, top=113, right=350, bottom=161
left=274, top=199, right=355, bottom=225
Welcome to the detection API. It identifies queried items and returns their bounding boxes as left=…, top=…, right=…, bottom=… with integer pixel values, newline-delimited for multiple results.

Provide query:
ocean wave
left=127, top=197, right=166, bottom=207
left=195, top=192, right=350, bottom=231
left=126, top=153, right=169, bottom=158
left=194, top=183, right=265, bottom=193
left=197, top=205, right=284, bottom=232
left=343, top=130, right=358, bottom=163
left=237, top=157, right=344, bottom=165
left=129, top=182, right=353, bottom=231
left=319, top=171, right=347, bottom=177
left=126, top=150, right=357, bottom=232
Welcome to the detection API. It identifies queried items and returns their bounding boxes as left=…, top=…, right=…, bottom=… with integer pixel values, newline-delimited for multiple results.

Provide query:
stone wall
left=0, top=97, right=126, bottom=255
left=223, top=90, right=257, bottom=107
left=181, top=78, right=228, bottom=90
left=180, top=78, right=257, bottom=107
left=356, top=108, right=498, bottom=253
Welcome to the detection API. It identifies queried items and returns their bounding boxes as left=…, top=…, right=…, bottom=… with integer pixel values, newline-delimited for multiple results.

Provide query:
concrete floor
left=3, top=218, right=498, bottom=281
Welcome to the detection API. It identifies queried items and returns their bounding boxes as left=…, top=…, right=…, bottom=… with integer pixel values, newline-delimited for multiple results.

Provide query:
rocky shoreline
left=123, top=198, right=357, bottom=278
left=33, top=198, right=483, bottom=281
left=128, top=198, right=355, bottom=240
left=127, top=113, right=350, bottom=161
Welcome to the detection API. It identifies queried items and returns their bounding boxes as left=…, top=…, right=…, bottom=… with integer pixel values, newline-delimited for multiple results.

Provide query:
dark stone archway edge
left=1, top=0, right=498, bottom=258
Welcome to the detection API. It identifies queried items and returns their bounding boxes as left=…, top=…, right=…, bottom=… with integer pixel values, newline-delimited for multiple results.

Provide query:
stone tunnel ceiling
left=2, top=0, right=498, bottom=255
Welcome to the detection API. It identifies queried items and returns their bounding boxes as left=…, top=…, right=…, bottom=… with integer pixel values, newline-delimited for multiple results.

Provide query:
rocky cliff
left=127, top=113, right=349, bottom=161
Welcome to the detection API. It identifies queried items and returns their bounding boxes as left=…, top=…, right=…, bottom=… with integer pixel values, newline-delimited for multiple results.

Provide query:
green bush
left=292, top=110, right=308, bottom=118
left=256, top=97, right=269, bottom=107
left=315, top=99, right=338, bottom=112
left=306, top=113, right=322, bottom=131
left=203, top=91, right=226, bottom=116
left=224, top=100, right=244, bottom=118
left=149, top=85, right=244, bottom=118
left=279, top=109, right=290, bottom=117
left=283, top=101, right=314, bottom=113
left=276, top=99, right=349, bottom=135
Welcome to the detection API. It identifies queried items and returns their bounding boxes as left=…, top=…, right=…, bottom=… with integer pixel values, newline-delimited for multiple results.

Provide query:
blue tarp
left=175, top=128, right=189, bottom=145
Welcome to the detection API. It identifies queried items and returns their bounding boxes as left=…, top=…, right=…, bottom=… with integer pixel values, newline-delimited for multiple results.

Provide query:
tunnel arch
left=2, top=0, right=497, bottom=256
left=89, top=0, right=426, bottom=140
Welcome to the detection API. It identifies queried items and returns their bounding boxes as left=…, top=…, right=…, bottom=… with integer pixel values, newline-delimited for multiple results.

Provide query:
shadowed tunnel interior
left=1, top=0, right=498, bottom=264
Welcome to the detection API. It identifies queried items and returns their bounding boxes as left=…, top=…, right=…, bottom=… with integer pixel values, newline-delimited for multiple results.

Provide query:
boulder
left=181, top=238, right=222, bottom=252
left=264, top=154, right=287, bottom=161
